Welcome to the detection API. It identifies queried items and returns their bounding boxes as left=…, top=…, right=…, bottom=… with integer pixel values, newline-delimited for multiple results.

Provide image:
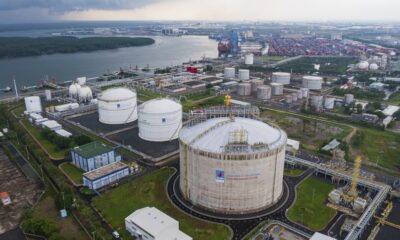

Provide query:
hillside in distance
left=0, top=36, right=155, bottom=58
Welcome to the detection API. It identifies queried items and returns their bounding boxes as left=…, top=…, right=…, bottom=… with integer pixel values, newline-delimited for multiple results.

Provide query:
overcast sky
left=1, top=0, right=400, bottom=23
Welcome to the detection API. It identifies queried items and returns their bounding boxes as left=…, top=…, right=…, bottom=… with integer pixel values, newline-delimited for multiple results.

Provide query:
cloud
left=0, top=0, right=159, bottom=13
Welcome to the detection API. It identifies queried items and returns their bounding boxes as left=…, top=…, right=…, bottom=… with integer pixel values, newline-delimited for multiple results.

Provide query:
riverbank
left=0, top=36, right=155, bottom=59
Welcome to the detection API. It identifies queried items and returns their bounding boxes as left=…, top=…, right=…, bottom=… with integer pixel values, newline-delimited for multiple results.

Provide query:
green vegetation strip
left=60, top=163, right=84, bottom=185
left=284, top=168, right=305, bottom=177
left=21, top=119, right=67, bottom=159
left=0, top=36, right=155, bottom=58
left=93, top=168, right=231, bottom=240
left=182, top=95, right=225, bottom=112
left=287, top=177, right=336, bottom=231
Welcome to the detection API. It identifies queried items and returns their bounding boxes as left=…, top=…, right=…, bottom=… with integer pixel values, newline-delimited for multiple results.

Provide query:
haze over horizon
left=1, top=0, right=400, bottom=24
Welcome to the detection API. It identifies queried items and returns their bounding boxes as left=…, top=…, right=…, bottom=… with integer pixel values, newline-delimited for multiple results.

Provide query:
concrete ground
left=0, top=149, right=41, bottom=234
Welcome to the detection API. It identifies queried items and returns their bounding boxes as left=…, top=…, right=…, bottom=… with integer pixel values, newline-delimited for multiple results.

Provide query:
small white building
left=286, top=139, right=300, bottom=153
left=125, top=207, right=192, bottom=240
left=41, top=120, right=62, bottom=131
left=55, top=129, right=73, bottom=138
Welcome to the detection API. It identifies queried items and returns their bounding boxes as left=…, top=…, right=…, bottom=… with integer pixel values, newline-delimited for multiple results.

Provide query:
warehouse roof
left=41, top=120, right=61, bottom=129
left=310, top=233, right=337, bottom=240
left=73, top=141, right=114, bottom=158
left=125, top=207, right=191, bottom=240
left=179, top=117, right=286, bottom=153
left=83, top=162, right=128, bottom=181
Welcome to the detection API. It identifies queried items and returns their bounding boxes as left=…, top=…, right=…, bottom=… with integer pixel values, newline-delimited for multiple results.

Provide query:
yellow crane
left=224, top=94, right=231, bottom=107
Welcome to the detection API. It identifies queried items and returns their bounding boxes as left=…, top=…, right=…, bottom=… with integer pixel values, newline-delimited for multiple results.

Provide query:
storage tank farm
left=257, top=85, right=272, bottom=100
left=138, top=98, right=182, bottom=142
left=271, top=72, right=291, bottom=85
left=179, top=101, right=288, bottom=214
left=237, top=83, right=252, bottom=96
left=97, top=88, right=138, bottom=125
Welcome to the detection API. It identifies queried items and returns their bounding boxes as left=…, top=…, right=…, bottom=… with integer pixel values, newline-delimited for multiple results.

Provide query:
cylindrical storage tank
left=138, top=98, right=182, bottom=142
left=324, top=96, right=335, bottom=110
left=344, top=94, right=354, bottom=105
left=244, top=54, right=254, bottom=65
left=291, top=93, right=298, bottom=102
left=237, top=83, right=252, bottom=96
left=251, top=79, right=264, bottom=93
left=98, top=88, right=138, bottom=125
left=285, top=95, right=293, bottom=104
left=300, top=88, right=309, bottom=98
left=76, top=77, right=87, bottom=85
left=239, top=69, right=250, bottom=81
left=179, top=117, right=287, bottom=214
left=302, top=76, right=323, bottom=90
left=297, top=90, right=303, bottom=99
left=24, top=96, right=42, bottom=113
left=224, top=67, right=235, bottom=79
left=45, top=90, right=52, bottom=101
left=257, top=85, right=271, bottom=100
left=311, top=95, right=323, bottom=112
left=271, top=83, right=284, bottom=95
left=272, top=72, right=291, bottom=85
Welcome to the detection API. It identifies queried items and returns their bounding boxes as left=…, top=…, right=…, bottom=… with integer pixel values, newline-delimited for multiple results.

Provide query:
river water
left=0, top=35, right=217, bottom=89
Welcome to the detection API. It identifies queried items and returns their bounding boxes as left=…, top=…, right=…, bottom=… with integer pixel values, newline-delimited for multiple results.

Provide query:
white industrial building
left=55, top=129, right=72, bottom=138
left=179, top=117, right=287, bottom=214
left=83, top=162, right=129, bottom=190
left=310, top=233, right=337, bottom=240
left=138, top=98, right=182, bottom=142
left=125, top=207, right=192, bottom=240
left=71, top=141, right=121, bottom=172
left=98, top=88, right=138, bottom=125
left=24, top=96, right=42, bottom=113
left=41, top=120, right=62, bottom=131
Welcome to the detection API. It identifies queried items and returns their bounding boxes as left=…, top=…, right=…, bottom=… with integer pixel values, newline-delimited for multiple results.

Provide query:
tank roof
left=99, top=88, right=136, bottom=102
left=139, top=98, right=181, bottom=114
left=180, top=117, right=286, bottom=153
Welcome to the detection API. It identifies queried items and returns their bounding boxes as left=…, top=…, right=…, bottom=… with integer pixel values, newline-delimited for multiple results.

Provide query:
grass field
left=287, top=177, right=336, bottom=231
left=256, top=56, right=287, bottom=62
left=31, top=191, right=89, bottom=240
left=92, top=168, right=231, bottom=240
left=284, top=168, right=305, bottom=177
left=277, top=56, right=357, bottom=74
left=21, top=119, right=67, bottom=159
left=136, top=88, right=162, bottom=101
left=351, top=128, right=400, bottom=170
left=60, top=163, right=84, bottom=185
left=386, top=91, right=400, bottom=106
left=182, top=95, right=225, bottom=112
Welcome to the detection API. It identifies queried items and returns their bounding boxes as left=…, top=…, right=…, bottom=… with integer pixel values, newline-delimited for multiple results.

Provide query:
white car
left=112, top=231, right=120, bottom=239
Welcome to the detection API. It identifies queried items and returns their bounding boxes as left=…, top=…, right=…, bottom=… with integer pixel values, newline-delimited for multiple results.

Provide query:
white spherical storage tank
left=98, top=88, right=138, bottom=125
left=224, top=67, right=235, bottom=79
left=24, top=96, right=42, bottom=113
left=138, top=98, right=182, bottom=142
left=180, top=117, right=287, bottom=214
left=302, top=76, right=323, bottom=90
left=69, top=83, right=81, bottom=98
left=78, top=86, right=93, bottom=102
left=239, top=69, right=250, bottom=81
left=244, top=54, right=254, bottom=65
left=272, top=72, right=291, bottom=85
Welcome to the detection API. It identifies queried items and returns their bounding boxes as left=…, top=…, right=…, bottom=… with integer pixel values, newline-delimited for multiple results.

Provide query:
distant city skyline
left=1, top=0, right=400, bottom=24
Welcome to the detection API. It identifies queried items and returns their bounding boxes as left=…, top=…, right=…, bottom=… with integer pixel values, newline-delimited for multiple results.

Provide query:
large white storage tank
left=324, top=96, right=335, bottom=110
left=344, top=94, right=354, bottom=106
left=239, top=69, right=250, bottom=81
left=180, top=117, right=287, bottom=214
left=300, top=88, right=309, bottom=98
left=251, top=79, right=264, bottom=93
left=138, top=98, right=182, bottom=142
left=311, top=95, right=323, bottom=112
left=98, top=88, right=138, bottom=125
left=272, top=72, right=291, bottom=85
left=257, top=85, right=271, bottom=100
left=302, top=76, right=323, bottom=90
left=224, top=67, right=235, bottom=79
left=237, top=83, right=252, bottom=96
left=25, top=96, right=42, bottom=113
left=244, top=54, right=254, bottom=65
left=69, top=83, right=81, bottom=98
left=271, top=83, right=284, bottom=95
